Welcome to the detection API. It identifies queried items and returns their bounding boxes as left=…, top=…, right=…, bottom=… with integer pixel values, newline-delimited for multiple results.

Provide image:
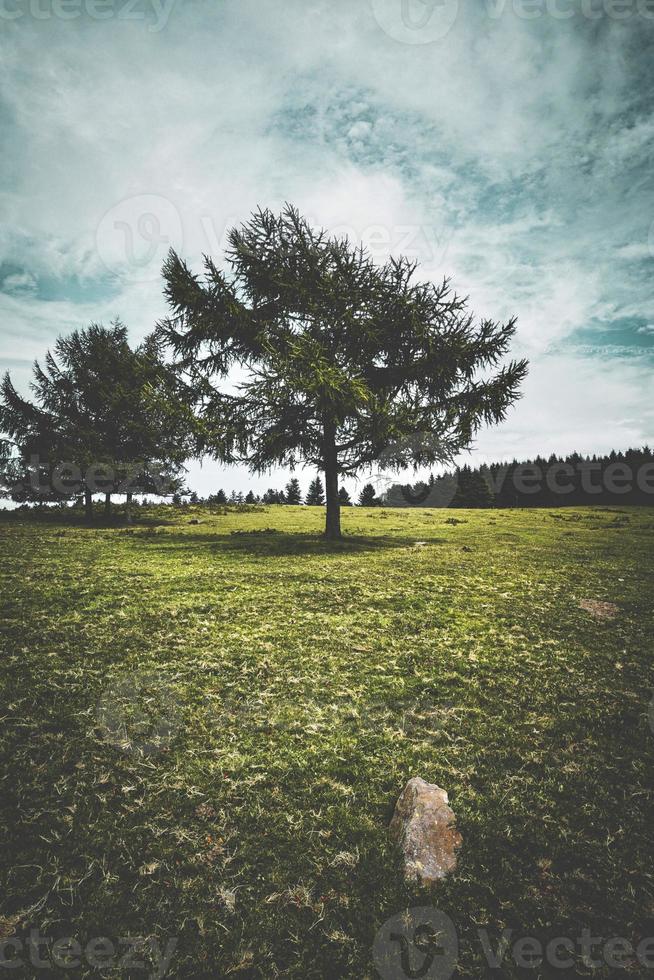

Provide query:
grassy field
left=1, top=504, right=653, bottom=978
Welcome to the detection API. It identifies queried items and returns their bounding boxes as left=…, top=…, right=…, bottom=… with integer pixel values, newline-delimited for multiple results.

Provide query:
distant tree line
left=184, top=477, right=356, bottom=507
left=383, top=447, right=654, bottom=508
left=186, top=479, right=403, bottom=508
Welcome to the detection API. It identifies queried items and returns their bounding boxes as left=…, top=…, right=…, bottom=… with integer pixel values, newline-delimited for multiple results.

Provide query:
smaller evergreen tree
left=358, top=483, right=379, bottom=507
left=451, top=464, right=493, bottom=508
left=338, top=486, right=352, bottom=506
left=285, top=477, right=302, bottom=504
left=305, top=475, right=325, bottom=506
left=452, top=466, right=493, bottom=508
left=245, top=490, right=256, bottom=504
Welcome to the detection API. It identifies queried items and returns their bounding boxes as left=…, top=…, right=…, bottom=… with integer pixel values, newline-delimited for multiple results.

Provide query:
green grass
left=1, top=504, right=653, bottom=978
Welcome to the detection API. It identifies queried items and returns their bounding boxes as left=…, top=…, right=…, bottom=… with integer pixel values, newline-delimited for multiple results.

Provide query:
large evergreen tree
left=159, top=205, right=527, bottom=539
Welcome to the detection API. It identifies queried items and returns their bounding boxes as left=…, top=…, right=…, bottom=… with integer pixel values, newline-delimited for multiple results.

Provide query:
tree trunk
left=105, top=493, right=111, bottom=518
left=323, top=417, right=341, bottom=540
left=125, top=492, right=133, bottom=525
left=85, top=488, right=93, bottom=523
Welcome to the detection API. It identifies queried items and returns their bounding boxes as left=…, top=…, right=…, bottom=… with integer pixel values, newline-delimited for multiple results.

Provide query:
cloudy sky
left=1, top=0, right=653, bottom=497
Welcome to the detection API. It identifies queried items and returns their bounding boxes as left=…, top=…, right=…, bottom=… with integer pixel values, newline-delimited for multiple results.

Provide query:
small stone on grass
left=390, top=776, right=462, bottom=886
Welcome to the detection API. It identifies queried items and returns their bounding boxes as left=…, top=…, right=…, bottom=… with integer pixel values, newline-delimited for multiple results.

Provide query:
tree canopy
left=159, top=205, right=527, bottom=537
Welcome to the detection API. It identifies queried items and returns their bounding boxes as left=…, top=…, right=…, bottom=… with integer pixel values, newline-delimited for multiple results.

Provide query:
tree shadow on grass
left=127, top=529, right=449, bottom=558
left=0, top=510, right=177, bottom=529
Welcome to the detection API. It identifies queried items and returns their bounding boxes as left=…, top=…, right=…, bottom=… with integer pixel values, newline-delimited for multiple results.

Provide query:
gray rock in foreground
left=390, top=777, right=462, bottom=885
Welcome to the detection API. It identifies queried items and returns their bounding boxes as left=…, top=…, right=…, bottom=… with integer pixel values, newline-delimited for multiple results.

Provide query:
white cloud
left=472, top=351, right=654, bottom=461
left=616, top=243, right=653, bottom=261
